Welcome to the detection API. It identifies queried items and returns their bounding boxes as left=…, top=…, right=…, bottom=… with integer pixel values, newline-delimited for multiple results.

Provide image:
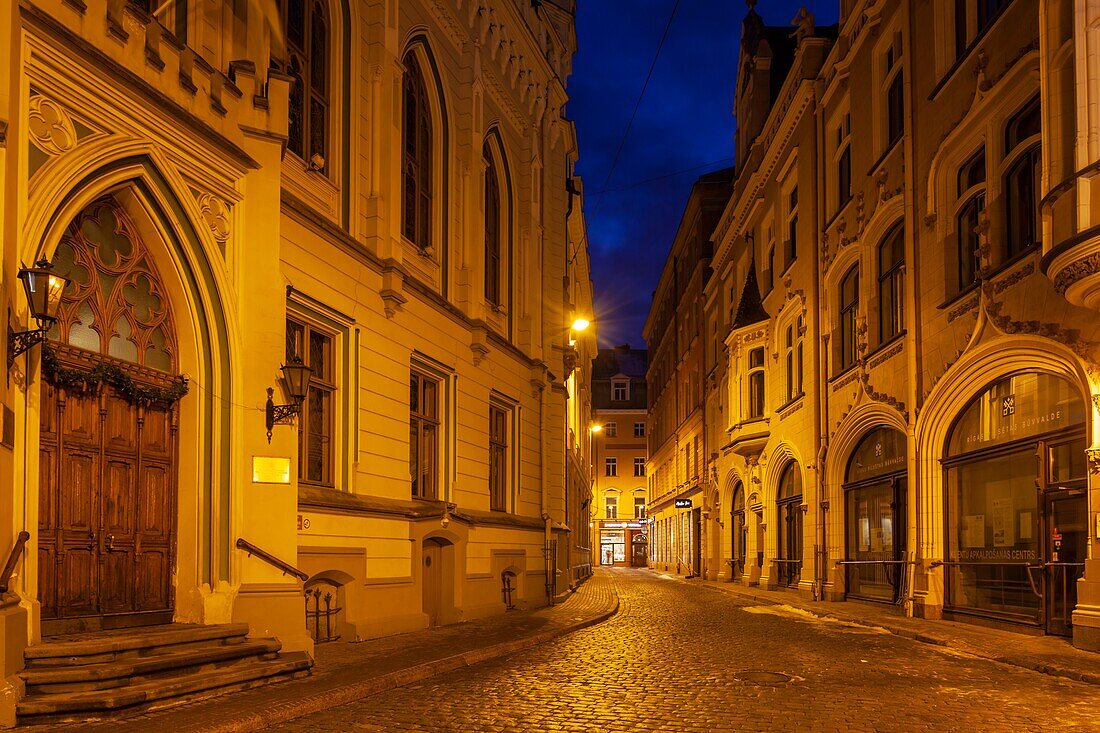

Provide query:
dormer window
left=612, top=379, right=629, bottom=401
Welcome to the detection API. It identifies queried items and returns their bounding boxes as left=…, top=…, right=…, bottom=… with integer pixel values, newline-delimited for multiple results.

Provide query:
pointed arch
left=482, top=126, right=514, bottom=325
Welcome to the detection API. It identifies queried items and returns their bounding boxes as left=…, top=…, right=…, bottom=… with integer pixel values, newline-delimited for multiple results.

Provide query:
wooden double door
left=38, top=376, right=179, bottom=633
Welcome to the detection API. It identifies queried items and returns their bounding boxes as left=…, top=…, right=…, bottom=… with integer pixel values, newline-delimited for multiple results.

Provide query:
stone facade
left=0, top=0, right=593, bottom=721
left=663, top=0, right=1100, bottom=653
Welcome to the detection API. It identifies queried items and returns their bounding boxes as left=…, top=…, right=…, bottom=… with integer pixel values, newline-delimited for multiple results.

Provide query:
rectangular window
left=634, top=457, right=646, bottom=477
left=878, top=228, right=905, bottom=343
left=633, top=422, right=646, bottom=438
left=410, top=370, right=440, bottom=499
left=605, top=496, right=618, bottom=519
left=634, top=496, right=646, bottom=519
left=287, top=317, right=336, bottom=486
left=785, top=188, right=798, bottom=268
left=836, top=113, right=851, bottom=211
left=612, top=380, right=629, bottom=401
left=884, top=36, right=904, bottom=147
left=605, top=457, right=617, bottom=477
left=489, top=405, right=508, bottom=511
left=604, top=421, right=617, bottom=438
left=839, top=268, right=860, bottom=371
left=748, top=347, right=765, bottom=419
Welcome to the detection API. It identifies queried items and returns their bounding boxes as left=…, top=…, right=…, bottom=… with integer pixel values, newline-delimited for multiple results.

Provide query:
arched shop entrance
left=730, top=481, right=746, bottom=580
left=943, top=371, right=1087, bottom=636
left=843, top=427, right=906, bottom=604
left=775, top=461, right=802, bottom=588
left=38, top=196, right=186, bottom=634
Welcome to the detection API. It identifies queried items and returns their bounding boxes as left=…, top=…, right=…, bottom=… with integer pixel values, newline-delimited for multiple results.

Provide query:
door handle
left=105, top=534, right=115, bottom=552
left=87, top=532, right=95, bottom=551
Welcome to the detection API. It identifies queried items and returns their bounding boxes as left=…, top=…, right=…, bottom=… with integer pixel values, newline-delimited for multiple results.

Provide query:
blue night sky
left=569, top=1, right=837, bottom=349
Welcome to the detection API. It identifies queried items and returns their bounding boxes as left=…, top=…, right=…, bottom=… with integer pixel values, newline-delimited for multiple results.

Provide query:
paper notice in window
left=1019, top=512, right=1033, bottom=541
left=962, top=514, right=986, bottom=548
left=993, top=498, right=1015, bottom=547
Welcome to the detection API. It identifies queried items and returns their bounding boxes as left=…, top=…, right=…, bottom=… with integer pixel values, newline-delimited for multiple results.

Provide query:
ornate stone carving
left=197, top=193, right=231, bottom=242
left=1052, top=252, right=1100, bottom=295
left=28, top=95, right=77, bottom=155
left=1087, top=448, right=1100, bottom=475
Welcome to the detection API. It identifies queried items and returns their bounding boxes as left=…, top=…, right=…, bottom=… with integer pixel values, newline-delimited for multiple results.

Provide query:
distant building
left=644, top=168, right=734, bottom=577
left=590, top=346, right=648, bottom=567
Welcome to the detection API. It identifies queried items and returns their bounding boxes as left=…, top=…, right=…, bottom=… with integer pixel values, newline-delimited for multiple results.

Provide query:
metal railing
left=0, top=531, right=30, bottom=594
left=836, top=559, right=911, bottom=606
left=304, top=586, right=341, bottom=643
left=773, top=558, right=802, bottom=588
left=236, top=537, right=309, bottom=581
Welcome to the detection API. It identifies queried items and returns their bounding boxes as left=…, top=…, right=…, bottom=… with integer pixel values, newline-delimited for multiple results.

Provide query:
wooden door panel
left=40, top=382, right=58, bottom=436
left=138, top=462, right=170, bottom=536
left=140, top=408, right=172, bottom=457
left=58, top=548, right=97, bottom=617
left=102, top=457, right=136, bottom=537
left=100, top=548, right=134, bottom=614
left=59, top=452, right=98, bottom=536
left=60, top=392, right=100, bottom=446
left=103, top=392, right=136, bottom=452
left=135, top=549, right=170, bottom=611
left=38, top=545, right=57, bottom=619
left=39, top=445, right=58, bottom=534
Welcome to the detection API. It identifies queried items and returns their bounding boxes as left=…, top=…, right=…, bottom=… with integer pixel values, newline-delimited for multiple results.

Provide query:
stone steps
left=18, top=624, right=312, bottom=724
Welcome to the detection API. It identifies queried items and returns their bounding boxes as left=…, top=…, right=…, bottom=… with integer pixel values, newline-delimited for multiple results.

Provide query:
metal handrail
left=0, top=531, right=30, bottom=593
left=236, top=537, right=309, bottom=581
left=835, top=559, right=913, bottom=565
left=929, top=560, right=1041, bottom=568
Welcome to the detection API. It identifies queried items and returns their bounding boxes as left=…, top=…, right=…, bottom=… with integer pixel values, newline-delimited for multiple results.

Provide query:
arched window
left=878, top=225, right=904, bottom=343
left=776, top=461, right=802, bottom=588
left=955, top=148, right=985, bottom=291
left=730, top=481, right=746, bottom=579
left=838, top=265, right=859, bottom=371
left=483, top=142, right=501, bottom=305
left=403, top=52, right=433, bottom=249
left=784, top=315, right=804, bottom=403
left=277, top=0, right=329, bottom=169
left=1004, top=97, right=1041, bottom=258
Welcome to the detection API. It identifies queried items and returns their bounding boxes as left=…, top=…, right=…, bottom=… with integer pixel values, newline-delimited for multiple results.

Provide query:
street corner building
left=647, top=0, right=1100, bottom=655
left=590, top=344, right=648, bottom=568
left=0, top=0, right=595, bottom=724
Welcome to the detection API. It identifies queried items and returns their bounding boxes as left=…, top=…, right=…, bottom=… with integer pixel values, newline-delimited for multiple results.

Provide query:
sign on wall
left=675, top=499, right=693, bottom=509
left=252, top=456, right=291, bottom=484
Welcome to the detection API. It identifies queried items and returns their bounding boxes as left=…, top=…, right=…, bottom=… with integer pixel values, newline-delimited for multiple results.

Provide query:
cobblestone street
left=271, top=569, right=1100, bottom=733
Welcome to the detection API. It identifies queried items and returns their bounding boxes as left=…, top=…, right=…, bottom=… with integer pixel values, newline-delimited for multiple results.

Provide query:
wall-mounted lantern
left=265, top=357, right=312, bottom=443
left=8, top=259, right=69, bottom=369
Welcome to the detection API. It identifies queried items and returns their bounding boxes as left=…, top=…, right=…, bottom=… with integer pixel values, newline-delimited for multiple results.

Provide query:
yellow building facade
left=590, top=345, right=648, bottom=568
left=691, top=0, right=1100, bottom=653
left=0, top=0, right=593, bottom=722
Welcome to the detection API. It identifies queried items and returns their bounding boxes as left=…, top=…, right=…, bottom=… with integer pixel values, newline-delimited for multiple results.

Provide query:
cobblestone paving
left=270, top=569, right=1100, bottom=733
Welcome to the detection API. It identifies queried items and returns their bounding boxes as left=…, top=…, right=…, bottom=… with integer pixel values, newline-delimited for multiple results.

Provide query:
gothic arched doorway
left=38, top=195, right=186, bottom=634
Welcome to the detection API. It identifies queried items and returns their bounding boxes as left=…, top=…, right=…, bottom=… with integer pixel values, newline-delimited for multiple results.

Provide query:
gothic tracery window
left=48, top=196, right=177, bottom=373
left=276, top=0, right=329, bottom=169
left=484, top=142, right=502, bottom=305
left=403, top=52, right=433, bottom=249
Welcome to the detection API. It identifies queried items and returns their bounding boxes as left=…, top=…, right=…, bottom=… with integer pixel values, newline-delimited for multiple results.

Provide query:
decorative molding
left=992, top=261, right=1034, bottom=294
left=1052, top=252, right=1100, bottom=295
left=197, top=193, right=231, bottom=242
left=1087, top=448, right=1100, bottom=475
left=867, top=341, right=903, bottom=370
left=27, top=94, right=77, bottom=155
left=947, top=294, right=980, bottom=323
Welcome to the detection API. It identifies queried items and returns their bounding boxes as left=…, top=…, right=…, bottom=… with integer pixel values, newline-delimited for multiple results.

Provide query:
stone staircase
left=17, top=623, right=312, bottom=724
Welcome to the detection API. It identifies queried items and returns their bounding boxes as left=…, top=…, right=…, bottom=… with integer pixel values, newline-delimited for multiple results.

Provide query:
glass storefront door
left=1045, top=491, right=1087, bottom=636
left=844, top=427, right=907, bottom=603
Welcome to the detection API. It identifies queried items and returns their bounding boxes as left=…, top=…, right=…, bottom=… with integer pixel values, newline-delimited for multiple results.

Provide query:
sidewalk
left=686, top=574, right=1100, bottom=686
left=44, top=570, right=619, bottom=733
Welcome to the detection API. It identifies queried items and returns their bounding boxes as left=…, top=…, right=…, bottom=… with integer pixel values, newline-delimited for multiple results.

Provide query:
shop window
left=275, top=0, right=329, bottom=170
left=747, top=347, right=765, bottom=419
left=605, top=457, right=617, bottom=477
left=403, top=52, right=433, bottom=249
left=605, top=495, right=618, bottom=519
left=483, top=142, right=502, bottom=305
left=410, top=369, right=440, bottom=499
left=878, top=225, right=905, bottom=343
left=838, top=265, right=859, bottom=371
left=944, top=372, right=1086, bottom=623
left=955, top=149, right=986, bottom=291
left=634, top=457, right=646, bottom=477
left=1004, top=98, right=1041, bottom=259
left=844, top=427, right=907, bottom=603
left=287, top=317, right=336, bottom=486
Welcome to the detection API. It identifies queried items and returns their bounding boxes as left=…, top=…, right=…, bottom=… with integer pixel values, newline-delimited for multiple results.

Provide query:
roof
left=731, top=260, right=769, bottom=329
left=592, top=345, right=648, bottom=380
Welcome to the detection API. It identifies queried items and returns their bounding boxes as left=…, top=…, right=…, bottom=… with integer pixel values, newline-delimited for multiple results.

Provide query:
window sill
left=829, top=363, right=859, bottom=385
left=866, top=330, right=907, bottom=362
left=867, top=138, right=902, bottom=180
left=928, top=5, right=1014, bottom=102
left=777, top=393, right=805, bottom=414
left=938, top=281, right=981, bottom=311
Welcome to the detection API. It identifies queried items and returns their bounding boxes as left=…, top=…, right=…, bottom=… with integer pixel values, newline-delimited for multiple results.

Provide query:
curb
left=690, top=578, right=1100, bottom=687
left=198, top=591, right=621, bottom=733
